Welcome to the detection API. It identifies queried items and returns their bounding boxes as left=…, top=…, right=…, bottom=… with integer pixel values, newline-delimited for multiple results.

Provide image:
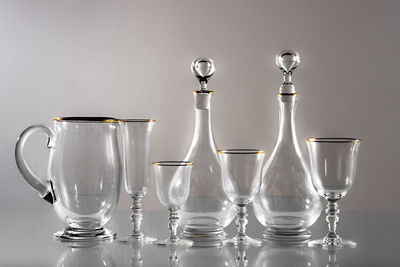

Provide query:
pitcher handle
left=15, top=125, right=56, bottom=204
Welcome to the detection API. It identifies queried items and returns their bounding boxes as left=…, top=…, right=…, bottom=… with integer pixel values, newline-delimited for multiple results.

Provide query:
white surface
left=0, top=0, right=399, bottom=211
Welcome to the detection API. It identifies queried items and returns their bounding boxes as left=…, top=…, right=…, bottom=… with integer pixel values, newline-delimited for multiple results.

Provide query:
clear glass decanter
left=253, top=50, right=322, bottom=244
left=178, top=58, right=236, bottom=247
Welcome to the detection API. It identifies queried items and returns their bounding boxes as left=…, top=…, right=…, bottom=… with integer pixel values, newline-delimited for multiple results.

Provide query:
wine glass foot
left=119, top=234, right=156, bottom=244
left=308, top=237, right=357, bottom=248
left=223, top=234, right=262, bottom=247
left=155, top=238, right=193, bottom=247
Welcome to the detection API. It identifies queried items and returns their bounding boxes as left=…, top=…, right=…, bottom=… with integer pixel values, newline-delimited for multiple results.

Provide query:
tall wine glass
left=306, top=138, right=362, bottom=247
left=153, top=161, right=194, bottom=247
left=120, top=119, right=156, bottom=244
left=218, top=149, right=266, bottom=247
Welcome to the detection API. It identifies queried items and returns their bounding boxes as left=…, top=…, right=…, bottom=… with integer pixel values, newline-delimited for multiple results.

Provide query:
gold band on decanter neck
left=193, top=90, right=214, bottom=94
left=278, top=93, right=297, bottom=96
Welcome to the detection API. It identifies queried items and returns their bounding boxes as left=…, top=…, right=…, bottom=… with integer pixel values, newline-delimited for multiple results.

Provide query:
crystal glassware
left=218, top=149, right=266, bottom=247
left=119, top=119, right=156, bottom=244
left=179, top=58, right=235, bottom=246
left=253, top=50, right=322, bottom=244
left=15, top=117, right=122, bottom=242
left=306, top=138, right=362, bottom=247
left=153, top=161, right=194, bottom=247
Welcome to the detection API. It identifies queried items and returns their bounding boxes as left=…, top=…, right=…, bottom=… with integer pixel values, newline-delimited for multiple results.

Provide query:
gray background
left=1, top=0, right=399, bottom=212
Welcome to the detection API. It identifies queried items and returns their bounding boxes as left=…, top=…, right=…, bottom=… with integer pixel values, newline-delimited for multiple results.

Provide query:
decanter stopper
left=276, top=50, right=300, bottom=94
left=191, top=58, right=215, bottom=90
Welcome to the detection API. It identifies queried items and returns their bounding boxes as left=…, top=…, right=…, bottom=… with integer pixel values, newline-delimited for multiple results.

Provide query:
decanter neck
left=192, top=91, right=215, bottom=146
left=277, top=94, right=298, bottom=145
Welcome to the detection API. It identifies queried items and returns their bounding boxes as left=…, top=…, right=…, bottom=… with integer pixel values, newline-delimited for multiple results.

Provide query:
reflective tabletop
left=0, top=210, right=397, bottom=266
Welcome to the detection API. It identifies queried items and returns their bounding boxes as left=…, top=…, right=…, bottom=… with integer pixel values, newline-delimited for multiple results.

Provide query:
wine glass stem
left=131, top=196, right=144, bottom=238
left=326, top=198, right=340, bottom=238
left=237, top=205, right=248, bottom=237
left=168, top=207, right=179, bottom=242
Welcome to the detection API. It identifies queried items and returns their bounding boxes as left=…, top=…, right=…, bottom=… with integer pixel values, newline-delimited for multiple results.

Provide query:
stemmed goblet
left=218, top=149, right=266, bottom=246
left=306, top=138, right=362, bottom=247
left=120, top=119, right=156, bottom=244
left=153, top=161, right=194, bottom=247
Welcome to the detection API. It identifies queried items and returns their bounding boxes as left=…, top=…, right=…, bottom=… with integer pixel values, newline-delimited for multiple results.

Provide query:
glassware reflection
left=326, top=245, right=339, bottom=267
left=253, top=245, right=316, bottom=267
left=178, top=246, right=235, bottom=267
left=168, top=246, right=179, bottom=267
left=236, top=246, right=249, bottom=267
left=57, top=244, right=115, bottom=267
left=131, top=243, right=143, bottom=267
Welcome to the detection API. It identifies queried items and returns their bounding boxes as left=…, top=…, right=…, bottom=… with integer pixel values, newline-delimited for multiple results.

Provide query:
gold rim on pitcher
left=53, top=117, right=120, bottom=123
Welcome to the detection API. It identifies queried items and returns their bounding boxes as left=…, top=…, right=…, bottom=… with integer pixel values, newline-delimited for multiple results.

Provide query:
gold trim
left=152, top=161, right=194, bottom=166
left=193, top=90, right=214, bottom=94
left=54, top=117, right=120, bottom=122
left=306, top=138, right=362, bottom=143
left=278, top=93, right=298, bottom=96
left=121, top=119, right=156, bottom=123
left=218, top=149, right=266, bottom=154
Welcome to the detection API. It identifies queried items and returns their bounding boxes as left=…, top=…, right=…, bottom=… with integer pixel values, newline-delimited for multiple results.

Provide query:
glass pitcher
left=15, top=117, right=122, bottom=242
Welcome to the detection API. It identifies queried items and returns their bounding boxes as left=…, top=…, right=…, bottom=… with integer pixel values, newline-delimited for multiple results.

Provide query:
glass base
left=263, top=227, right=311, bottom=245
left=308, top=236, right=357, bottom=248
left=119, top=234, right=156, bottom=244
left=223, top=234, right=262, bottom=247
left=155, top=238, right=193, bottom=247
left=54, top=227, right=115, bottom=245
left=181, top=225, right=226, bottom=247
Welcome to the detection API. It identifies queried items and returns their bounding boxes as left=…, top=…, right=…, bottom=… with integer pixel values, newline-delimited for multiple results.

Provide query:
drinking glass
left=153, top=161, right=194, bottom=247
left=120, top=119, right=156, bottom=244
left=218, top=149, right=266, bottom=246
left=306, top=138, right=362, bottom=247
